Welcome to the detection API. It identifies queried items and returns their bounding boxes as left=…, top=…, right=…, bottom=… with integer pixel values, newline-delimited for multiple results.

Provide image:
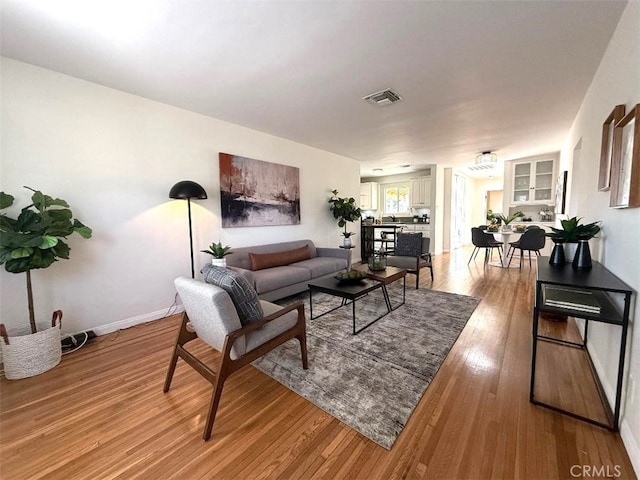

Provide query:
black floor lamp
left=169, top=180, right=208, bottom=278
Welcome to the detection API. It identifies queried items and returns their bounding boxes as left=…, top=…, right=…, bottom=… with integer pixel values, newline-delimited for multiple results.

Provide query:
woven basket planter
left=1, top=311, right=62, bottom=380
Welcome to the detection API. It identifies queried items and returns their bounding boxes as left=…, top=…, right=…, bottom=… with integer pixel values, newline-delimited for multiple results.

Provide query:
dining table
left=489, top=230, right=523, bottom=268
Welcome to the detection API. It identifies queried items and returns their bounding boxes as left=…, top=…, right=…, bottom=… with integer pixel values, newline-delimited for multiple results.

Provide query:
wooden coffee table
left=351, top=264, right=407, bottom=311
left=307, top=276, right=388, bottom=334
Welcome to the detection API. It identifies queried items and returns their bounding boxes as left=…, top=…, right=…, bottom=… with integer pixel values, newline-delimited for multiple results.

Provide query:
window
left=383, top=183, right=410, bottom=214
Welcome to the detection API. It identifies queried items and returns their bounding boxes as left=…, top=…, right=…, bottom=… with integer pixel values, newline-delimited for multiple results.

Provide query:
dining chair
left=507, top=228, right=546, bottom=268
left=468, top=227, right=503, bottom=266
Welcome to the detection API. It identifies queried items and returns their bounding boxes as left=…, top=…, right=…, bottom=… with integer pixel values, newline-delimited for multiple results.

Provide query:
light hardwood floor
left=1, top=247, right=636, bottom=479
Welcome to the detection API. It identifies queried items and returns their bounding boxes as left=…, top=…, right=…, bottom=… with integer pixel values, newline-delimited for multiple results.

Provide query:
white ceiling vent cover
left=363, top=88, right=403, bottom=106
left=466, top=163, right=496, bottom=172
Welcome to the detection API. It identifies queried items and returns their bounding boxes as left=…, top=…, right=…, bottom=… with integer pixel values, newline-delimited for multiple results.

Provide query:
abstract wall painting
left=219, top=153, right=301, bottom=227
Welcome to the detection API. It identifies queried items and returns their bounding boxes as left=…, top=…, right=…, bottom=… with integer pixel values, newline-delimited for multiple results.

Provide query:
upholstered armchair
left=164, top=275, right=308, bottom=440
left=385, top=233, right=433, bottom=289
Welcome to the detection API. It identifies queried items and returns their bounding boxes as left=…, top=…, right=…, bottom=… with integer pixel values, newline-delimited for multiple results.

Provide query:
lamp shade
left=169, top=180, right=207, bottom=200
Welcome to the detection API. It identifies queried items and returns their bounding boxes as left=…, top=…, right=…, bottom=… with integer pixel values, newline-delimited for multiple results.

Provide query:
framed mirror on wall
left=610, top=104, right=640, bottom=209
left=598, top=105, right=625, bottom=191
left=555, top=171, right=567, bottom=214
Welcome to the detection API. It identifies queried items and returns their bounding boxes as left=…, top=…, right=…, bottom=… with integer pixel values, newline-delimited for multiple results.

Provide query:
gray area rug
left=252, top=284, right=480, bottom=449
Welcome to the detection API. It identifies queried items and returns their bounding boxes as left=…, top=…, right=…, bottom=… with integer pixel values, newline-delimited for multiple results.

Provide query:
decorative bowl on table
left=335, top=270, right=368, bottom=284
left=512, top=224, right=526, bottom=233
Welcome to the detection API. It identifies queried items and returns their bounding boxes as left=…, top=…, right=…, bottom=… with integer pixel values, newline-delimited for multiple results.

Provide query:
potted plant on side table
left=201, top=241, right=232, bottom=267
left=328, top=189, right=362, bottom=248
left=0, top=187, right=92, bottom=379
left=545, top=216, right=601, bottom=268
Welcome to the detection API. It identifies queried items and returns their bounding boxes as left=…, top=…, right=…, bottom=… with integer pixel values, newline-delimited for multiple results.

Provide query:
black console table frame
left=531, top=258, right=633, bottom=431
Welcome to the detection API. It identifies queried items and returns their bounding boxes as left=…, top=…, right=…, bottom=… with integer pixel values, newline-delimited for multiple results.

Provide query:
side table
left=339, top=245, right=355, bottom=270
left=531, top=258, right=633, bottom=431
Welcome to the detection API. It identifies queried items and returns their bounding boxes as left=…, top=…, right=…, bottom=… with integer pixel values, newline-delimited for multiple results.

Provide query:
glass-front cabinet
left=509, top=156, right=557, bottom=204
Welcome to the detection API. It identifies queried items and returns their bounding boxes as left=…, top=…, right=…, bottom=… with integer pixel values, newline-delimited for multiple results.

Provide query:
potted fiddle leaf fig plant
left=201, top=241, right=232, bottom=267
left=328, top=189, right=362, bottom=247
left=0, top=187, right=92, bottom=379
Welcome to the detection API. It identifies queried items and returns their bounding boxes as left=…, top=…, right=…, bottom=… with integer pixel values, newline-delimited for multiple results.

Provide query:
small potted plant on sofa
left=328, top=189, right=362, bottom=248
left=201, top=241, right=232, bottom=267
left=0, top=187, right=92, bottom=379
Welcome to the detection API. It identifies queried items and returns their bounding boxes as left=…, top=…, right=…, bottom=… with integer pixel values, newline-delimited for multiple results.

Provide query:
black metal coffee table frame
left=308, top=277, right=392, bottom=335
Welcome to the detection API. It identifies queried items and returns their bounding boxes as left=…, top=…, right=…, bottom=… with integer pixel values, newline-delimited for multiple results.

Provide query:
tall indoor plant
left=328, top=189, right=362, bottom=247
left=0, top=187, right=92, bottom=379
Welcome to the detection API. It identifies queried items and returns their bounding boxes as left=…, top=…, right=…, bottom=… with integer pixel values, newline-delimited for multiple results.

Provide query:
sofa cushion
left=249, top=245, right=311, bottom=271
left=290, top=257, right=347, bottom=278
left=245, top=300, right=299, bottom=353
left=226, top=240, right=318, bottom=270
left=252, top=266, right=311, bottom=294
left=201, top=264, right=264, bottom=326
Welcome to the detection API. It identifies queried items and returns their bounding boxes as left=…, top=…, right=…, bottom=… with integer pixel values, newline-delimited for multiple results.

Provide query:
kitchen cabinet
left=360, top=182, right=378, bottom=210
left=404, top=222, right=431, bottom=237
left=410, top=177, right=431, bottom=207
left=510, top=158, right=555, bottom=204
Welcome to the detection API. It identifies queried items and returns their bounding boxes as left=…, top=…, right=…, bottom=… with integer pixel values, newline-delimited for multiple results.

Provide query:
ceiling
left=0, top=1, right=627, bottom=178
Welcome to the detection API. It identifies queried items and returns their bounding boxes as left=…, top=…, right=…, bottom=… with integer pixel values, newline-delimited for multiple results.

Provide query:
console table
left=531, top=258, right=633, bottom=431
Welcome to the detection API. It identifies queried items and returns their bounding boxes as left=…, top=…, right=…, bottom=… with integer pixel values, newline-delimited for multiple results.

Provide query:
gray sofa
left=224, top=239, right=349, bottom=301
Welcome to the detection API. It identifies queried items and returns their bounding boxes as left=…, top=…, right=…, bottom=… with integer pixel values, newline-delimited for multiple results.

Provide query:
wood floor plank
left=0, top=247, right=636, bottom=479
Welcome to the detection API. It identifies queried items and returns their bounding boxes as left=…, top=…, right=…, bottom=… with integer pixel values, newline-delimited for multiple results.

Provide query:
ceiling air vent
left=363, top=88, right=403, bottom=106
left=466, top=163, right=496, bottom=172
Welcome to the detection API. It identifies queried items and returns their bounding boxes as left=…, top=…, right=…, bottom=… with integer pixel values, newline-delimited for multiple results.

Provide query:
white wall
left=560, top=2, right=640, bottom=473
left=470, top=176, right=504, bottom=232
left=0, top=58, right=360, bottom=335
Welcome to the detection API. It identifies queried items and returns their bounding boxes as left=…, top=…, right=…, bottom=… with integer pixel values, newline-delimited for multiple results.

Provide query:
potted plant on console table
left=0, top=187, right=92, bottom=379
left=545, top=216, right=601, bottom=268
left=328, top=189, right=362, bottom=248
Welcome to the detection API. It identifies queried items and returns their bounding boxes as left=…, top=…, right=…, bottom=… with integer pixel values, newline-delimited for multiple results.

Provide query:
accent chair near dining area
left=385, top=233, right=433, bottom=289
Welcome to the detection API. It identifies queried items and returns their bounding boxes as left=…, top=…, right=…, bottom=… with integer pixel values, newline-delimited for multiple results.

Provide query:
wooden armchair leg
left=298, top=334, right=309, bottom=370
left=203, top=372, right=228, bottom=441
left=163, top=314, right=198, bottom=393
